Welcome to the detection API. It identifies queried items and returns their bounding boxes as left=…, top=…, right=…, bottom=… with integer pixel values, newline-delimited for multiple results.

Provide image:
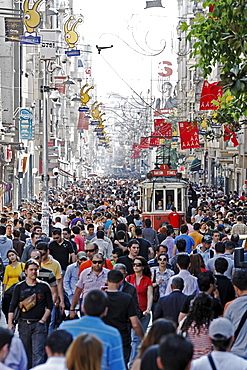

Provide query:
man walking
left=8, top=259, right=53, bottom=369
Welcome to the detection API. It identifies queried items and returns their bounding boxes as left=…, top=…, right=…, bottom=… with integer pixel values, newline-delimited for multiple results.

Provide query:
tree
left=180, top=0, right=247, bottom=138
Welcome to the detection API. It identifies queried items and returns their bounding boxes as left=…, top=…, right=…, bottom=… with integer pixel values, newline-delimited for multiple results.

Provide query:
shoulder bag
left=152, top=269, right=160, bottom=302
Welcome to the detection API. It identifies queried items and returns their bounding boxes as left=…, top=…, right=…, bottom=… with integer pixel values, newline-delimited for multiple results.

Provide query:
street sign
left=65, top=50, right=80, bottom=57
left=20, top=108, right=33, bottom=139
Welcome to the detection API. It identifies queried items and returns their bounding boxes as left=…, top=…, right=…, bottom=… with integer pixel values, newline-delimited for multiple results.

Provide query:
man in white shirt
left=30, top=330, right=73, bottom=370
left=191, top=318, right=247, bottom=370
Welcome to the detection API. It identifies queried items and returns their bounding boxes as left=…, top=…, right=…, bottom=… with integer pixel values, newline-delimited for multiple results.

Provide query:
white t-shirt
left=190, top=351, right=247, bottom=370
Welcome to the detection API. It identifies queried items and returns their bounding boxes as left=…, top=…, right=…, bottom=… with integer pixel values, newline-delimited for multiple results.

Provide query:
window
left=166, top=190, right=174, bottom=210
left=155, top=190, right=163, bottom=211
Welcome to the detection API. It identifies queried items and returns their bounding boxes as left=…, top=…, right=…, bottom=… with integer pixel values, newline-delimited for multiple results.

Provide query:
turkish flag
left=154, top=119, right=172, bottom=138
left=77, top=112, right=89, bottom=130
left=200, top=81, right=223, bottom=110
left=179, top=122, right=200, bottom=150
left=140, top=137, right=150, bottom=148
left=150, top=132, right=161, bottom=147
left=131, top=143, right=141, bottom=159
left=223, top=125, right=238, bottom=147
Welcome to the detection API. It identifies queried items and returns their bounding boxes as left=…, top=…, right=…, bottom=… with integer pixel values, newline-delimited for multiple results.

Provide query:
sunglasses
left=158, top=258, right=167, bottom=261
left=41, top=252, right=47, bottom=257
left=53, top=237, right=60, bottom=240
left=85, top=249, right=95, bottom=253
left=92, top=260, right=103, bottom=264
left=133, top=263, right=142, bottom=267
left=32, top=256, right=41, bottom=260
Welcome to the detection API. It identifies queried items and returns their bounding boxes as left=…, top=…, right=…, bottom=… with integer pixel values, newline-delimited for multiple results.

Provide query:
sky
left=74, top=0, right=179, bottom=103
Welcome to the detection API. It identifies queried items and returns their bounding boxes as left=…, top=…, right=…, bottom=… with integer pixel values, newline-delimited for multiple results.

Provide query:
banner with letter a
left=179, top=121, right=200, bottom=150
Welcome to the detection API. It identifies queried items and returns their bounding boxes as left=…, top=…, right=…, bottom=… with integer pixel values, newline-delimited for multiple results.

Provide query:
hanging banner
left=179, top=121, right=200, bottom=150
left=199, top=81, right=223, bottom=110
left=140, top=137, right=150, bottom=148
left=154, top=119, right=172, bottom=137
left=149, top=132, right=161, bottom=147
left=77, top=111, right=89, bottom=130
left=54, top=76, right=66, bottom=94
left=131, top=143, right=141, bottom=159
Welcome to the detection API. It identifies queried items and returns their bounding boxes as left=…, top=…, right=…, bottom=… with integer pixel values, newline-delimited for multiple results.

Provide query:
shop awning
left=190, top=158, right=201, bottom=172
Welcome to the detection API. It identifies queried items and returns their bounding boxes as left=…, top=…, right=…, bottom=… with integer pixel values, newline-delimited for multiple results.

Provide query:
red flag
left=223, top=125, right=238, bottom=147
left=150, top=133, right=161, bottom=147
left=78, top=112, right=89, bottom=130
left=140, top=137, right=150, bottom=148
left=154, top=119, right=172, bottom=138
left=179, top=122, right=200, bottom=150
left=131, top=143, right=141, bottom=159
left=200, top=81, right=223, bottom=110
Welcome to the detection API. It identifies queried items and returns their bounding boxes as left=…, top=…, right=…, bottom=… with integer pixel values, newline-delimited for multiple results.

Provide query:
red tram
left=138, top=165, right=188, bottom=231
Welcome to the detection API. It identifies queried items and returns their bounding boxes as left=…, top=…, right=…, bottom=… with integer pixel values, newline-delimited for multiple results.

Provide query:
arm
left=39, top=308, right=51, bottom=324
left=178, top=312, right=187, bottom=323
left=69, top=286, right=82, bottom=318
left=130, top=316, right=144, bottom=339
left=149, top=247, right=154, bottom=259
left=70, top=253, right=76, bottom=263
left=57, top=278, right=65, bottom=312
left=143, top=285, right=153, bottom=316
left=172, top=245, right=177, bottom=257
left=63, top=267, right=73, bottom=297
left=51, top=285, right=58, bottom=304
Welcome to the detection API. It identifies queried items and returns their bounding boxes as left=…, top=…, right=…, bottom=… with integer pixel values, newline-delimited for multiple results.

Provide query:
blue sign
left=20, top=35, right=40, bottom=45
left=65, top=50, right=80, bottom=57
left=20, top=108, right=33, bottom=139
left=90, top=120, right=100, bottom=125
left=78, top=106, right=89, bottom=112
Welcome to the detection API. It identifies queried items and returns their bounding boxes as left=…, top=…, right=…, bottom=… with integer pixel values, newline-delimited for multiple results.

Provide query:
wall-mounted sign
left=20, top=108, right=33, bottom=139
left=40, top=30, right=58, bottom=60
left=5, top=17, right=23, bottom=41
left=4, top=165, right=14, bottom=183
left=64, top=16, right=82, bottom=49
left=23, top=0, right=43, bottom=37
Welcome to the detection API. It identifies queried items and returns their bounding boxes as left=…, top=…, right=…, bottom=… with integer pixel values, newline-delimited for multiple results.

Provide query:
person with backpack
left=192, top=234, right=214, bottom=265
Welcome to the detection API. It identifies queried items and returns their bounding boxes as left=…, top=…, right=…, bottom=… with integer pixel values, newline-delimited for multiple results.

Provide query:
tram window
left=166, top=190, right=174, bottom=210
left=147, top=188, right=152, bottom=212
left=155, top=190, right=163, bottom=210
left=177, top=188, right=182, bottom=212
left=140, top=188, right=144, bottom=211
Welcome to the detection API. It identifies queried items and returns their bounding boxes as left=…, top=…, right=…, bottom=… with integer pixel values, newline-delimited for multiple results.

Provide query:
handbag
left=152, top=269, right=160, bottom=302
left=19, top=293, right=37, bottom=312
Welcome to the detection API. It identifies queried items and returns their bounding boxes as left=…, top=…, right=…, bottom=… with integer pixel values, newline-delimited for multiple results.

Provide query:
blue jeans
left=18, top=319, right=47, bottom=369
left=128, top=314, right=151, bottom=368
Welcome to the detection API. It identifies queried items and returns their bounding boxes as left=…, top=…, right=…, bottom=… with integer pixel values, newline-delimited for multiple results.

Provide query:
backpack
left=192, top=249, right=214, bottom=259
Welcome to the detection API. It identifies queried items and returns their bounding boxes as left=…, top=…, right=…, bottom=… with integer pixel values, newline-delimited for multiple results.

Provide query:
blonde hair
left=66, top=334, right=103, bottom=370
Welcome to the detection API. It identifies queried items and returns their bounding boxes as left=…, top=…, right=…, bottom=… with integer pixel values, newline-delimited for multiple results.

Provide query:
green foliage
left=181, top=0, right=247, bottom=136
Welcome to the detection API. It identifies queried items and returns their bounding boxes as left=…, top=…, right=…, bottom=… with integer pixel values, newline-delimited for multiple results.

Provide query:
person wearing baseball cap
left=192, top=234, right=214, bottom=265
left=190, top=318, right=247, bottom=369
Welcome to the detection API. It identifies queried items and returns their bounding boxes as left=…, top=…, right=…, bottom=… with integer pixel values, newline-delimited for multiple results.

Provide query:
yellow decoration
left=80, top=84, right=94, bottom=106
left=91, top=101, right=103, bottom=120
left=64, top=16, right=82, bottom=48
left=23, top=0, right=43, bottom=36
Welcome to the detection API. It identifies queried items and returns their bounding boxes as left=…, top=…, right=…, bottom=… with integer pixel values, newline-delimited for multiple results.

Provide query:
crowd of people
left=0, top=178, right=247, bottom=369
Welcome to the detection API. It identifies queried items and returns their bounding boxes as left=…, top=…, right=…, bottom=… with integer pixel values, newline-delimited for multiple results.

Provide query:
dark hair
left=52, top=228, right=61, bottom=236
left=180, top=224, right=188, bottom=234
left=198, top=271, right=216, bottom=292
left=134, top=256, right=151, bottom=278
left=13, top=229, right=20, bottom=238
left=96, top=230, right=104, bottom=239
left=24, top=259, right=40, bottom=270
left=158, top=334, right=193, bottom=370
left=135, top=227, right=143, bottom=237
left=189, top=254, right=205, bottom=277
left=232, top=270, right=247, bottom=291
left=193, top=223, right=201, bottom=231
left=107, top=270, right=123, bottom=283
left=158, top=252, right=169, bottom=261
left=171, top=277, right=184, bottom=290
left=176, top=238, right=186, bottom=252
left=215, top=242, right=225, bottom=254
left=224, top=241, right=235, bottom=251
left=7, top=249, right=20, bottom=263
left=0, top=327, right=13, bottom=350
left=46, top=330, right=73, bottom=355
left=177, top=254, right=190, bottom=269
left=144, top=218, right=151, bottom=228
left=112, top=247, right=123, bottom=258
left=156, top=244, right=168, bottom=253
left=83, top=290, right=108, bottom=316
left=71, top=225, right=80, bottom=235
left=36, top=242, right=49, bottom=252
left=214, top=257, right=228, bottom=274
left=231, top=233, right=239, bottom=243
left=87, top=223, right=95, bottom=230
left=0, top=225, right=6, bottom=235
left=138, top=319, right=176, bottom=358
left=116, top=230, right=126, bottom=240
left=181, top=292, right=213, bottom=334
left=31, top=232, right=39, bottom=239
left=127, top=239, right=140, bottom=248
left=212, top=335, right=232, bottom=351
left=63, top=227, right=71, bottom=235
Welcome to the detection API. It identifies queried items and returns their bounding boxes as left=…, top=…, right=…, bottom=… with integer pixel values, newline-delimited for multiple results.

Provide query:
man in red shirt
left=168, top=207, right=180, bottom=236
left=71, top=225, right=85, bottom=252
